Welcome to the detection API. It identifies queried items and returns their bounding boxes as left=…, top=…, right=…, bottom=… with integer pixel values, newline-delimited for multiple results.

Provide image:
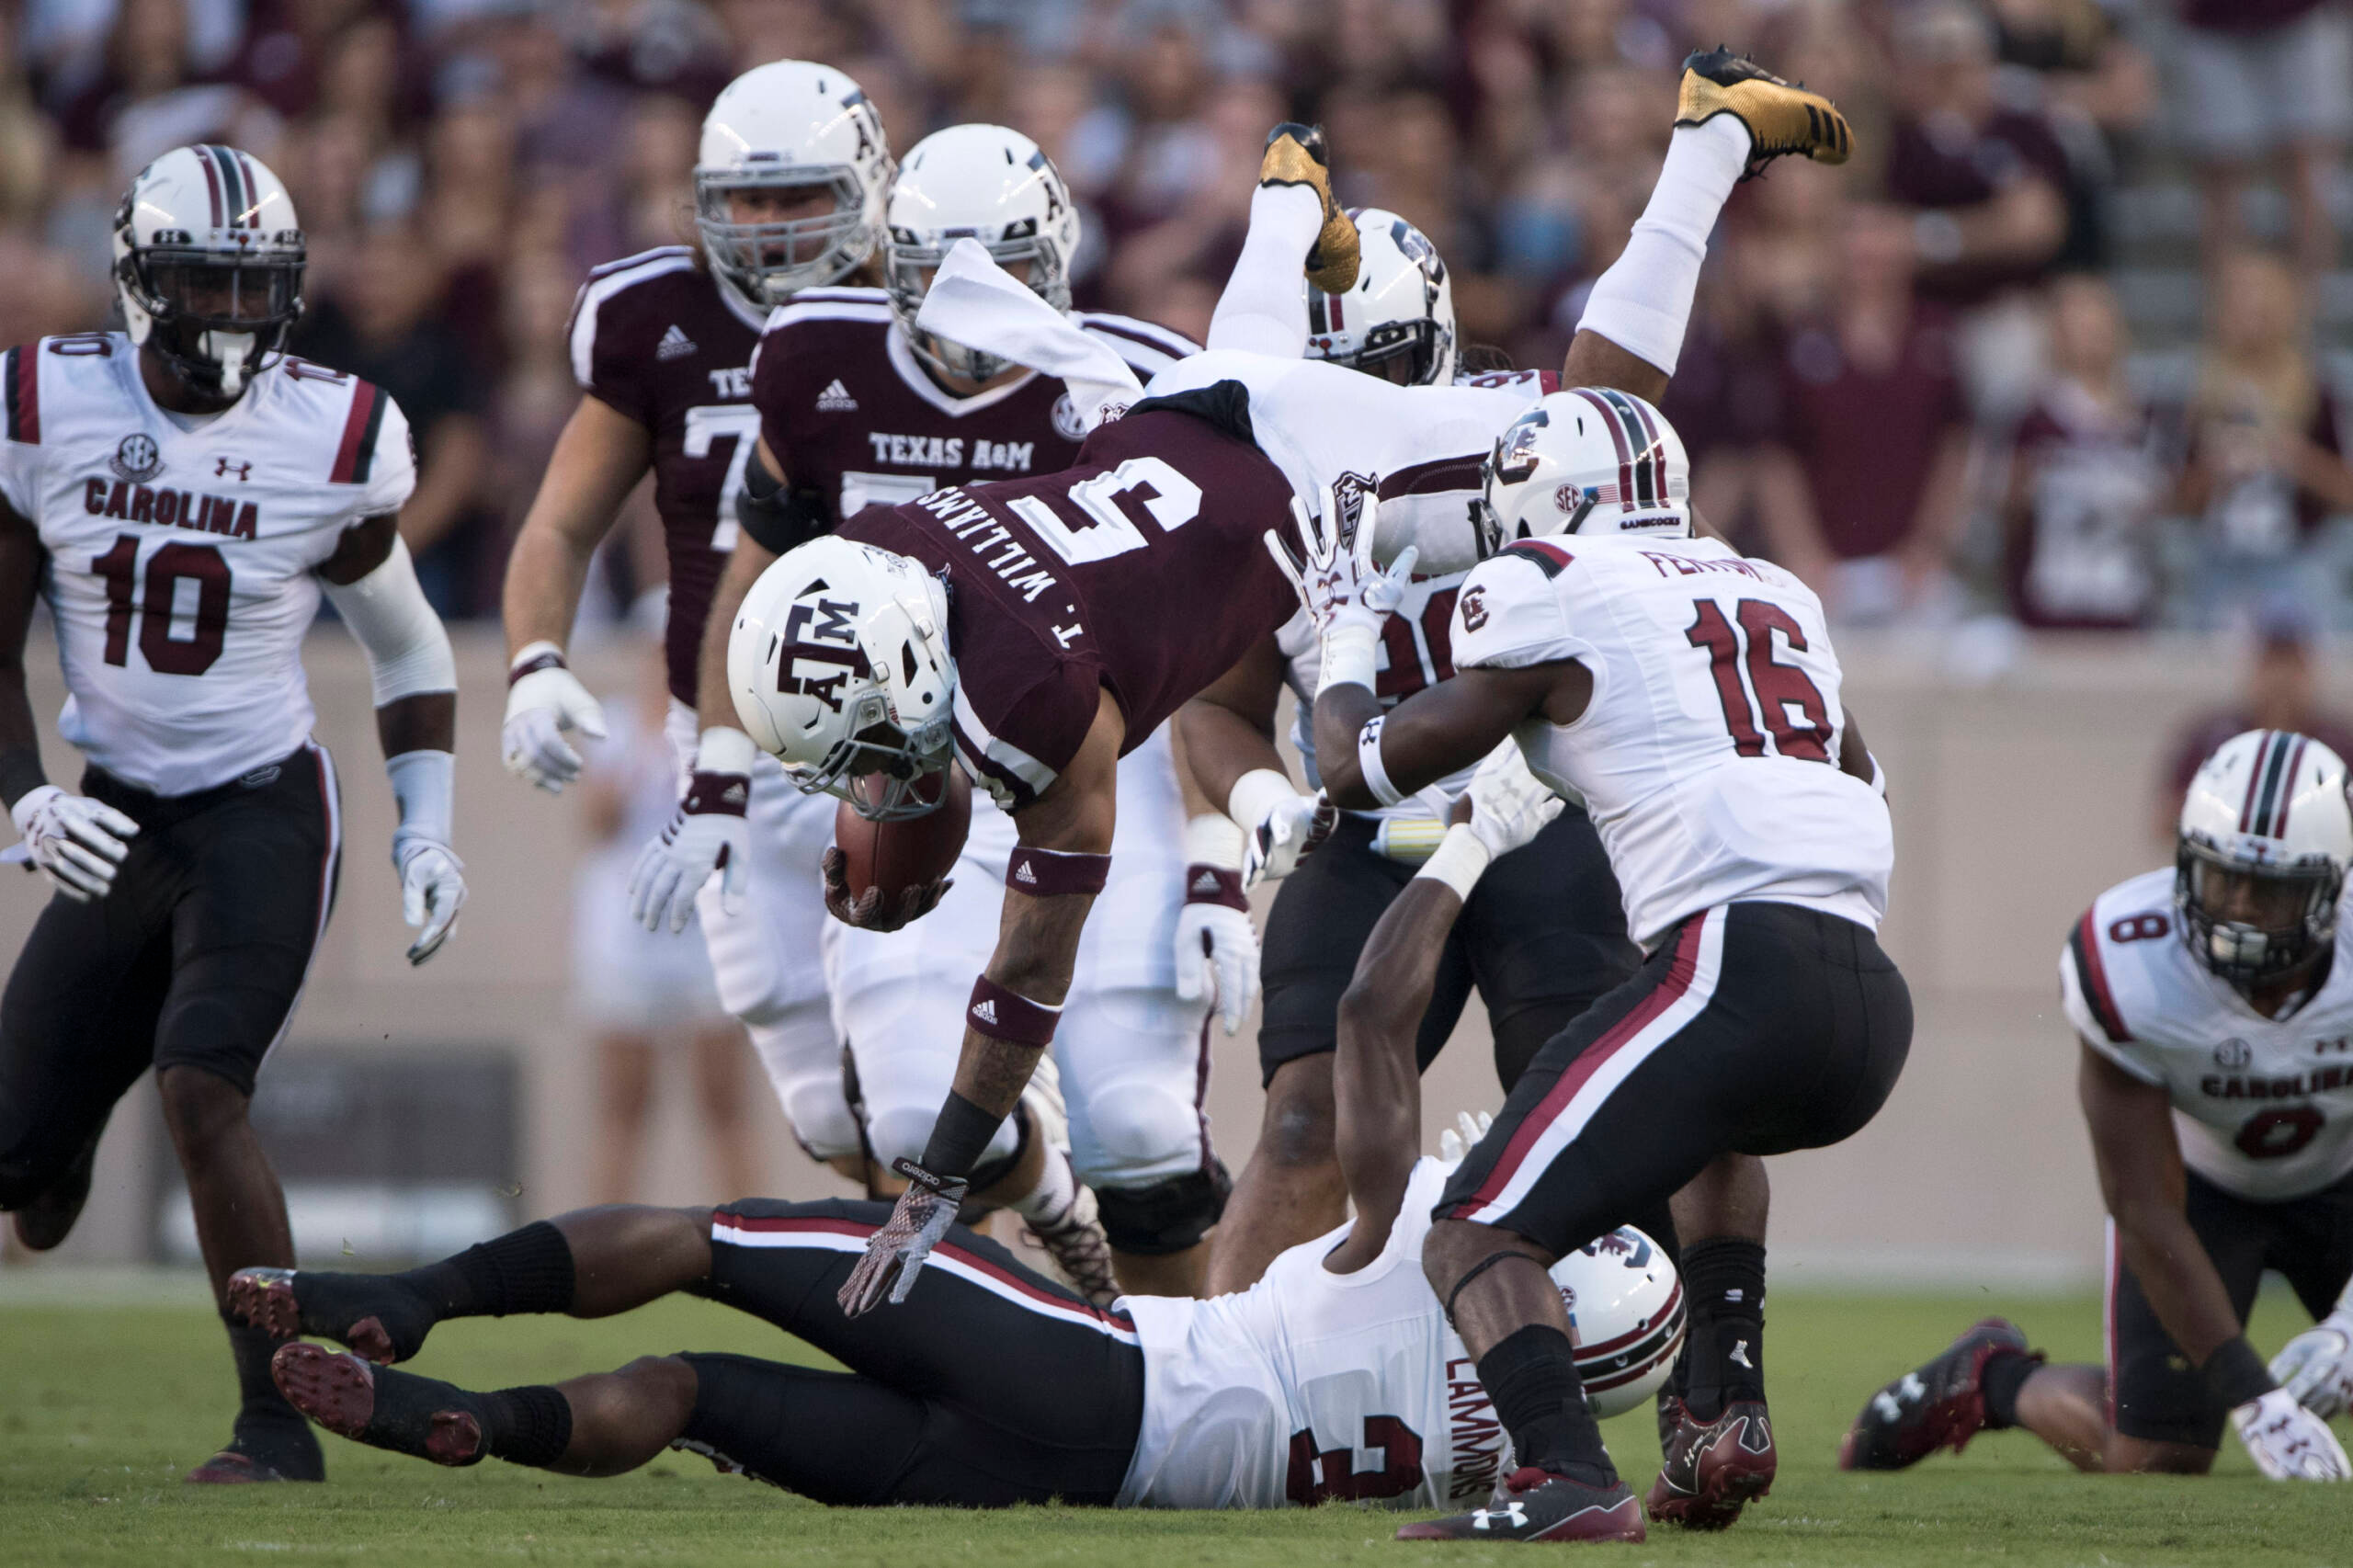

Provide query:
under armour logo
left=214, top=458, right=251, bottom=481
left=972, top=998, right=997, bottom=1025
left=1472, top=1502, right=1527, bottom=1531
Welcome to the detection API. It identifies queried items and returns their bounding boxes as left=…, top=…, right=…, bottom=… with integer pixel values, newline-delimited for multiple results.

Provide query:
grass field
left=2, top=1281, right=2347, bottom=1567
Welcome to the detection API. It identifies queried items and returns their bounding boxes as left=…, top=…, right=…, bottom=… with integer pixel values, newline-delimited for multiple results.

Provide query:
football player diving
left=1844, top=730, right=2353, bottom=1484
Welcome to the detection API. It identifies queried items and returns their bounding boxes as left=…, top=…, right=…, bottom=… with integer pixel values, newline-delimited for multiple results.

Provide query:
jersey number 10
left=92, top=535, right=231, bottom=675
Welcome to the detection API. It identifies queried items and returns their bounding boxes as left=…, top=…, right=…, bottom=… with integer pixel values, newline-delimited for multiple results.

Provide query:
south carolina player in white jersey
left=0, top=145, right=465, bottom=1484
left=1176, top=210, right=1640, bottom=1298
left=228, top=756, right=1685, bottom=1514
left=1844, top=730, right=2353, bottom=1485
left=628, top=124, right=1208, bottom=1301
left=498, top=61, right=892, bottom=1181
left=1285, top=347, right=1904, bottom=1534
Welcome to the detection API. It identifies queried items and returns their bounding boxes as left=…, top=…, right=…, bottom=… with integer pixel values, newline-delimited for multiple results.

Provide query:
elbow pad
left=736, top=452, right=831, bottom=555
left=323, top=536, right=456, bottom=705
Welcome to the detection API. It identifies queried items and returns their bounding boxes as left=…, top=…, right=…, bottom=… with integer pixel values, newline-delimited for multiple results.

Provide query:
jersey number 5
left=1686, top=598, right=1832, bottom=762
left=92, top=535, right=230, bottom=676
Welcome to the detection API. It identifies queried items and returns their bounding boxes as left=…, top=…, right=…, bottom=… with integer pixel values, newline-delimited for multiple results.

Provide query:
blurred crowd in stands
left=2, top=0, right=2347, bottom=637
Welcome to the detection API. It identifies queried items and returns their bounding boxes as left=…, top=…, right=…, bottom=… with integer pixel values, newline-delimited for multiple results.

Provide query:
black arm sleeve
left=735, top=448, right=833, bottom=555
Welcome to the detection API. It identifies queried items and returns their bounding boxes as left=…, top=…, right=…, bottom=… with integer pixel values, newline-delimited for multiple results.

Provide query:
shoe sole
left=184, top=1451, right=290, bottom=1484
left=272, top=1344, right=481, bottom=1466
left=228, top=1269, right=398, bottom=1363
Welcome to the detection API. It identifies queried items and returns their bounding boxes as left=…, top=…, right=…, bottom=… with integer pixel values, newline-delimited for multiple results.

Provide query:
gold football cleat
left=1676, top=47, right=1852, bottom=177
left=1261, top=122, right=1358, bottom=293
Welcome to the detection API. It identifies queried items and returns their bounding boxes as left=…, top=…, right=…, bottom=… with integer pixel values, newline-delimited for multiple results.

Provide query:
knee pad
left=1092, top=1162, right=1232, bottom=1256
left=862, top=1099, right=1017, bottom=1174
left=746, top=1023, right=860, bottom=1163
left=1067, top=1080, right=1205, bottom=1190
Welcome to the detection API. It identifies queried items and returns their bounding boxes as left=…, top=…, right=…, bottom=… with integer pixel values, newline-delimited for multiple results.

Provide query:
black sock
left=479, top=1383, right=574, bottom=1468
left=399, top=1221, right=576, bottom=1320
left=1680, top=1238, right=1767, bottom=1421
left=1477, top=1324, right=1616, bottom=1489
left=1981, top=1348, right=2037, bottom=1430
left=224, top=1317, right=302, bottom=1425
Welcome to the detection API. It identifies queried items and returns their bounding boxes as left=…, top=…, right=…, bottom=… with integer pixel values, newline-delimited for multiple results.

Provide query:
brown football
left=833, top=767, right=972, bottom=904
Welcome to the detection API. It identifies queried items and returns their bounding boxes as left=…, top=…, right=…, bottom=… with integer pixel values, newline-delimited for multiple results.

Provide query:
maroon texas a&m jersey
left=841, top=396, right=1299, bottom=811
left=568, top=245, right=766, bottom=704
left=750, top=285, right=1197, bottom=528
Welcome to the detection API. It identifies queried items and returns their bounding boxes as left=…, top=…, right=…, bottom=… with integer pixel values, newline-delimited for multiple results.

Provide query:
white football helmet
left=2176, top=730, right=2353, bottom=987
left=1477, top=388, right=1691, bottom=555
left=1547, top=1224, right=1686, bottom=1418
left=728, top=536, right=957, bottom=820
left=695, top=60, right=893, bottom=313
left=1305, top=208, right=1457, bottom=387
left=884, top=123, right=1080, bottom=382
left=111, top=144, right=304, bottom=401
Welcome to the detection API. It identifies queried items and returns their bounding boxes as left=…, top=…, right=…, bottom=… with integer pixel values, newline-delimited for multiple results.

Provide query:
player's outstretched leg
left=1839, top=1318, right=2042, bottom=1471
left=1260, top=124, right=1358, bottom=294
left=1203, top=126, right=1358, bottom=358
left=273, top=1344, right=601, bottom=1471
left=230, top=1207, right=711, bottom=1363
left=1675, top=48, right=1850, bottom=174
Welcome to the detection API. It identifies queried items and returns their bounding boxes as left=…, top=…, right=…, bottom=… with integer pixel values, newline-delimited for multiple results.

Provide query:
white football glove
left=1176, top=894, right=1259, bottom=1036
left=10, top=785, right=139, bottom=902
left=1438, top=1109, right=1495, bottom=1164
left=2233, top=1387, right=2351, bottom=1481
left=502, top=652, right=607, bottom=794
left=1263, top=480, right=1417, bottom=657
left=2271, top=1311, right=2353, bottom=1420
left=1465, top=743, right=1563, bottom=859
left=394, top=835, right=467, bottom=965
left=1229, top=768, right=1338, bottom=886
left=628, top=728, right=755, bottom=935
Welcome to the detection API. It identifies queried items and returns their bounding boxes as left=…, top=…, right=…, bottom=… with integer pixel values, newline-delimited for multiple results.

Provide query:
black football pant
left=678, top=1199, right=1144, bottom=1506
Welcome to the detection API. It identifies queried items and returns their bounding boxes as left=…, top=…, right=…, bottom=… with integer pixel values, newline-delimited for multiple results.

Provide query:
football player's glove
left=1235, top=782, right=1337, bottom=886
left=2233, top=1387, right=2352, bottom=1482
left=2271, top=1310, right=2353, bottom=1421
left=1465, top=742, right=1563, bottom=859
left=1175, top=890, right=1258, bottom=1038
left=502, top=648, right=607, bottom=794
left=629, top=727, right=755, bottom=935
left=394, top=836, right=466, bottom=966
left=837, top=1159, right=969, bottom=1316
left=1266, top=481, right=1417, bottom=698
left=9, top=785, right=139, bottom=902
left=1438, top=1109, right=1495, bottom=1164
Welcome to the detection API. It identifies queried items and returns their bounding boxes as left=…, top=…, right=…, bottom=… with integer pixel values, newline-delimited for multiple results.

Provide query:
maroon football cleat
left=1395, top=1468, right=1647, bottom=1543
left=1839, top=1317, right=2040, bottom=1471
left=227, top=1266, right=431, bottom=1363
left=1645, top=1397, right=1775, bottom=1528
left=271, top=1342, right=486, bottom=1466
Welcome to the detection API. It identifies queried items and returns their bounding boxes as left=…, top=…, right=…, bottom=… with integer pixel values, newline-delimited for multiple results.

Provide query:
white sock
left=1206, top=182, right=1323, bottom=358
left=1008, top=1131, right=1080, bottom=1223
left=1574, top=115, right=1753, bottom=379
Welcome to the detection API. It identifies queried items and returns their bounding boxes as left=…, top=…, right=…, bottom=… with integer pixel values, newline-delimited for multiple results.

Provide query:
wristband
left=683, top=770, right=749, bottom=816
left=1415, top=823, right=1492, bottom=903
left=2201, top=1335, right=2278, bottom=1410
left=1184, top=811, right=1246, bottom=871
left=1185, top=864, right=1249, bottom=911
left=385, top=749, right=456, bottom=851
left=1006, top=846, right=1110, bottom=896
left=967, top=974, right=1062, bottom=1045
left=508, top=640, right=566, bottom=686
left=917, top=1090, right=1006, bottom=1179
left=696, top=725, right=760, bottom=776
left=1318, top=622, right=1380, bottom=696
left=1358, top=716, right=1404, bottom=807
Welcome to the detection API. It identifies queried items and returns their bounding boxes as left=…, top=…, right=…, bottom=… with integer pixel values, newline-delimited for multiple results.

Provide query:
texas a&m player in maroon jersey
left=498, top=61, right=892, bottom=1177
left=628, top=123, right=1205, bottom=1300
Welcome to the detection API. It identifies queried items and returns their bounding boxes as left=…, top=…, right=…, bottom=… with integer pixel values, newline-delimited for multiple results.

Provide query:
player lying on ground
left=0, top=145, right=465, bottom=1483
left=226, top=754, right=1687, bottom=1510
left=1843, top=729, right=2353, bottom=1483
left=716, top=50, right=1850, bottom=1334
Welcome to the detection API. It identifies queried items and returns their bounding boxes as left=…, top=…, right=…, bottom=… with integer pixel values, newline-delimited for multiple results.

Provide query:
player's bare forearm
left=1561, top=329, right=1669, bottom=403
left=1329, top=879, right=1465, bottom=1267
left=694, top=535, right=779, bottom=726
left=2080, top=1045, right=2242, bottom=1365
left=1176, top=637, right=1288, bottom=809
left=1312, top=663, right=1563, bottom=811
left=503, top=398, right=654, bottom=656
left=376, top=692, right=457, bottom=761
left=0, top=502, right=47, bottom=806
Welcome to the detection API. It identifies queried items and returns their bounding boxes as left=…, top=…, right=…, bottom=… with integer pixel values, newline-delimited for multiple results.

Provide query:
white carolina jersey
left=1451, top=535, right=1891, bottom=945
left=1119, top=1161, right=1512, bottom=1510
left=0, top=335, right=414, bottom=794
left=2061, top=869, right=2353, bottom=1201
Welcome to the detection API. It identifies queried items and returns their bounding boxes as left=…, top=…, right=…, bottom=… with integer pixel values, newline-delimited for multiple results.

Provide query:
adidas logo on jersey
left=972, top=998, right=997, bottom=1025
left=655, top=325, right=697, bottom=362
left=816, top=379, right=858, bottom=412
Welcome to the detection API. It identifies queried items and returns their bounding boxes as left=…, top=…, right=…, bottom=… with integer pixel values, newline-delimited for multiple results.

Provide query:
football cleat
left=227, top=1265, right=438, bottom=1364
left=1023, top=1158, right=1121, bottom=1310
left=272, top=1343, right=487, bottom=1466
left=1839, top=1317, right=2040, bottom=1471
left=9, top=1136, right=97, bottom=1252
left=1397, top=1468, right=1647, bottom=1543
left=1675, top=48, right=1851, bottom=177
left=1645, top=1398, right=1775, bottom=1530
left=1260, top=123, right=1359, bottom=294
left=184, top=1413, right=323, bottom=1483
